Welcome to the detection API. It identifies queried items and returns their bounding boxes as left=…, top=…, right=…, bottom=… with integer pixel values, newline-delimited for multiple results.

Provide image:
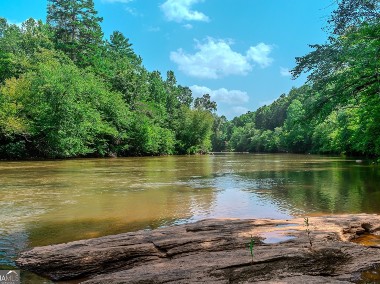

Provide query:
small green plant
left=304, top=217, right=312, bottom=248
left=248, top=235, right=255, bottom=263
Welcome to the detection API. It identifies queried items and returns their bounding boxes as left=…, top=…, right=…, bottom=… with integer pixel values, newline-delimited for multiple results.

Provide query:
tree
left=0, top=18, right=7, bottom=38
left=108, top=31, right=137, bottom=60
left=194, top=94, right=217, bottom=112
left=282, top=99, right=312, bottom=153
left=292, top=0, right=380, bottom=115
left=328, top=0, right=380, bottom=35
left=0, top=18, right=56, bottom=84
left=177, top=86, right=193, bottom=107
left=0, top=0, right=228, bottom=159
left=211, top=115, right=229, bottom=152
left=0, top=19, right=24, bottom=83
left=176, top=107, right=214, bottom=154
left=128, top=113, right=175, bottom=155
left=0, top=52, right=132, bottom=159
left=47, top=0, right=103, bottom=65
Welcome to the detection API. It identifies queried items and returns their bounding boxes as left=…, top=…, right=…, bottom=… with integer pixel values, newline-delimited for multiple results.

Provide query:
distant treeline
left=212, top=0, right=380, bottom=157
left=0, top=0, right=379, bottom=159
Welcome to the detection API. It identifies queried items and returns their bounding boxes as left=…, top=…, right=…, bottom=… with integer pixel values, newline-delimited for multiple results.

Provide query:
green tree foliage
left=282, top=99, right=312, bottom=153
left=0, top=76, right=29, bottom=158
left=176, top=107, right=214, bottom=154
left=108, top=31, right=137, bottom=61
left=218, top=0, right=380, bottom=157
left=290, top=0, right=379, bottom=155
left=128, top=113, right=175, bottom=155
left=211, top=115, right=229, bottom=152
left=0, top=54, right=130, bottom=158
left=292, top=0, right=379, bottom=112
left=3, top=0, right=379, bottom=159
left=0, top=19, right=30, bottom=83
left=328, top=0, right=380, bottom=35
left=0, top=2, right=217, bottom=159
left=255, top=94, right=290, bottom=130
left=47, top=0, right=103, bottom=65
left=194, top=94, right=217, bottom=112
left=177, top=85, right=193, bottom=108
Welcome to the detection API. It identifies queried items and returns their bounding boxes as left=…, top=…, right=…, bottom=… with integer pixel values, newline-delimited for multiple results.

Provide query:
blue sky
left=0, top=0, right=336, bottom=119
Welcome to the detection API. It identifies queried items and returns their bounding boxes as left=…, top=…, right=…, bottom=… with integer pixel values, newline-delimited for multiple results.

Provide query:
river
left=1, top=153, right=380, bottom=280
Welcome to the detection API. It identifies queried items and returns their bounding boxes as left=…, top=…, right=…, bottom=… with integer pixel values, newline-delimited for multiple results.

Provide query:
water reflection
left=237, top=160, right=380, bottom=215
left=0, top=154, right=380, bottom=269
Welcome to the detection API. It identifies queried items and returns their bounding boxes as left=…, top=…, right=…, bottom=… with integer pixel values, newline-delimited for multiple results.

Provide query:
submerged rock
left=16, top=214, right=380, bottom=283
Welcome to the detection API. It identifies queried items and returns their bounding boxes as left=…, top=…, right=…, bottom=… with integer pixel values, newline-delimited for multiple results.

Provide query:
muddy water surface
left=1, top=154, right=380, bottom=272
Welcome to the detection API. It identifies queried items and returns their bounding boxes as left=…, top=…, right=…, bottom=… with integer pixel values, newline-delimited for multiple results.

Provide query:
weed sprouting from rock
left=248, top=235, right=255, bottom=263
left=304, top=217, right=312, bottom=248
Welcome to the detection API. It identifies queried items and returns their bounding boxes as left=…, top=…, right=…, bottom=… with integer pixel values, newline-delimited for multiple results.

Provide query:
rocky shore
left=16, top=214, right=380, bottom=283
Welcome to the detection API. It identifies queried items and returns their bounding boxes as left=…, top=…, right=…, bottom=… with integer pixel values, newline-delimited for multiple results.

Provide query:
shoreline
left=1, top=152, right=378, bottom=162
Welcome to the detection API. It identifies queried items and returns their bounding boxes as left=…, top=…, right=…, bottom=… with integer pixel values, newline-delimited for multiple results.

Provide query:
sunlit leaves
left=0, top=4, right=218, bottom=159
left=176, top=107, right=214, bottom=154
left=47, top=0, right=103, bottom=66
left=328, top=0, right=380, bottom=35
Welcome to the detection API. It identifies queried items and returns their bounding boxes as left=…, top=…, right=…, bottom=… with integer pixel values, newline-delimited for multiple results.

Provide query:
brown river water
left=1, top=153, right=380, bottom=282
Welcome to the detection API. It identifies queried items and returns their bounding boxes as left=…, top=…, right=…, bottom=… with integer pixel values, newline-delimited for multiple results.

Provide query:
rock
left=16, top=214, right=380, bottom=283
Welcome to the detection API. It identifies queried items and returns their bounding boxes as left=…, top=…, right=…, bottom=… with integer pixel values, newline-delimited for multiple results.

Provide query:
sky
left=0, top=0, right=336, bottom=119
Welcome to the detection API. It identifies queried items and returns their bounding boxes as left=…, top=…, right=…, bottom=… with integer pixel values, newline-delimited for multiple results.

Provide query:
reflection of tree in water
left=237, top=163, right=380, bottom=216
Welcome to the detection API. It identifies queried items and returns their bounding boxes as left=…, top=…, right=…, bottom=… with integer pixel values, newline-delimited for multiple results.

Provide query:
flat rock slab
left=16, top=214, right=380, bottom=283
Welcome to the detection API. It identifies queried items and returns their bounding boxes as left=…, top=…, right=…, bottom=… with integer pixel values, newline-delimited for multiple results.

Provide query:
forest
left=213, top=0, right=380, bottom=157
left=0, top=0, right=379, bottom=159
left=0, top=0, right=217, bottom=159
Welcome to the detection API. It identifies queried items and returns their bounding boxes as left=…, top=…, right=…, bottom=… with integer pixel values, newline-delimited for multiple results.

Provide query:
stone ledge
left=16, top=214, right=380, bottom=283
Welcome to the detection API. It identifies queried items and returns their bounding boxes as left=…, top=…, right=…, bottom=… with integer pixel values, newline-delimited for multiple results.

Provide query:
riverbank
left=17, top=214, right=380, bottom=283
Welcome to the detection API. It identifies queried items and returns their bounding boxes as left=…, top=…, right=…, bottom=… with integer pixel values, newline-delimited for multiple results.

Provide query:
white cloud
left=148, top=26, right=161, bottom=32
left=246, top=42, right=273, bottom=68
left=183, top=23, right=193, bottom=29
left=171, top=38, right=251, bottom=79
left=280, top=67, right=291, bottom=77
left=190, top=85, right=210, bottom=97
left=232, top=106, right=249, bottom=116
left=160, top=0, right=209, bottom=22
left=101, top=0, right=140, bottom=15
left=170, top=38, right=273, bottom=79
left=125, top=6, right=140, bottom=16
left=190, top=85, right=249, bottom=105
